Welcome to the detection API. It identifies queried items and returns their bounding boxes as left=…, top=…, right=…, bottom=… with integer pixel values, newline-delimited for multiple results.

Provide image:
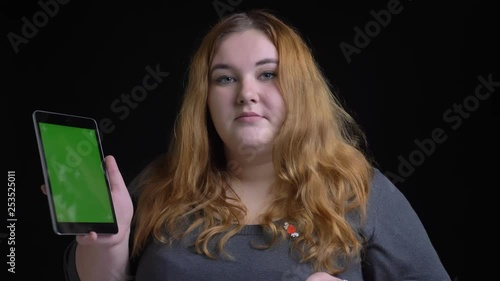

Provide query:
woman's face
left=208, top=29, right=285, bottom=155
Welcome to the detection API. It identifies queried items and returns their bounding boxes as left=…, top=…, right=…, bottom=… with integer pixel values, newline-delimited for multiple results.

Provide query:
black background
left=3, top=0, right=498, bottom=280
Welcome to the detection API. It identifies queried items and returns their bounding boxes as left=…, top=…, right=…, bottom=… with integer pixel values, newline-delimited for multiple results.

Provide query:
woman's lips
left=235, top=111, right=262, bottom=122
left=236, top=116, right=263, bottom=122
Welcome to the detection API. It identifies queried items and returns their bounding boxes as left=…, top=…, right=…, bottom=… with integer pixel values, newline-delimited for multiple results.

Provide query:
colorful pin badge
left=284, top=222, right=299, bottom=238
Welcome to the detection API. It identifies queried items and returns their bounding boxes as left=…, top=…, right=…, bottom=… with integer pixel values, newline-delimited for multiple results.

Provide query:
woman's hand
left=40, top=155, right=134, bottom=247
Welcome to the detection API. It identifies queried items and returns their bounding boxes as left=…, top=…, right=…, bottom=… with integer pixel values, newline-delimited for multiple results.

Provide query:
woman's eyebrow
left=210, top=58, right=278, bottom=74
left=255, top=58, right=278, bottom=66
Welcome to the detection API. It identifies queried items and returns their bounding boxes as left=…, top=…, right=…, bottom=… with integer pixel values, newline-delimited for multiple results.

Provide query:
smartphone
left=32, top=110, right=118, bottom=235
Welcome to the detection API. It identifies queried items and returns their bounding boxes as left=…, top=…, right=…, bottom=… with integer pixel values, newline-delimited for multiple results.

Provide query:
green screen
left=39, top=122, right=114, bottom=223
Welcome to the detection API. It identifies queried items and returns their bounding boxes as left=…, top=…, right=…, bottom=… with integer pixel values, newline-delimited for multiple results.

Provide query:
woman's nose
left=236, top=78, right=259, bottom=104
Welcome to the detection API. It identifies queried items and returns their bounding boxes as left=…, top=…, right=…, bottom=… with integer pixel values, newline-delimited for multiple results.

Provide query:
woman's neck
left=229, top=178, right=275, bottom=225
left=224, top=147, right=278, bottom=224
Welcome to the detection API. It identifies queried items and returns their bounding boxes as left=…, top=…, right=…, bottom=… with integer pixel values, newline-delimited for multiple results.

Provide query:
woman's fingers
left=40, top=184, right=47, bottom=195
left=104, top=155, right=127, bottom=193
left=75, top=232, right=99, bottom=245
left=41, top=155, right=126, bottom=196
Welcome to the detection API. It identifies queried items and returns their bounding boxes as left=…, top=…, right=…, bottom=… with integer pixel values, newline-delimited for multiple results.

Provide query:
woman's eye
left=260, top=72, right=276, bottom=80
left=215, top=76, right=235, bottom=84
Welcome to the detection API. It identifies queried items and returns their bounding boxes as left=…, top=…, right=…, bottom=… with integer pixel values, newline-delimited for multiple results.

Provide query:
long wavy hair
left=131, top=9, right=374, bottom=274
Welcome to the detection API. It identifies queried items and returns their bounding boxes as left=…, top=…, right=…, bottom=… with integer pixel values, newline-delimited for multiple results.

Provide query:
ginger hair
left=131, top=9, right=373, bottom=274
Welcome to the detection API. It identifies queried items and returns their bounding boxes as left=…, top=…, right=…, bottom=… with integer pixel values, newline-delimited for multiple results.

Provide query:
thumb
left=40, top=184, right=47, bottom=195
left=104, top=155, right=126, bottom=192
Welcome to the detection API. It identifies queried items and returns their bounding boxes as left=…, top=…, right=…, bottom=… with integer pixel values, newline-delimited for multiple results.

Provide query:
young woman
left=53, top=9, right=450, bottom=281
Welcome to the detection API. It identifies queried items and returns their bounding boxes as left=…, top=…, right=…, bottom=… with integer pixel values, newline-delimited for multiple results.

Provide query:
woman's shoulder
left=370, top=168, right=402, bottom=199
left=368, top=168, right=410, bottom=208
left=362, top=167, right=429, bottom=242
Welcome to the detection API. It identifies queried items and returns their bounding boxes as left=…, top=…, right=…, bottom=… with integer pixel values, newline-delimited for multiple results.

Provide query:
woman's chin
left=235, top=128, right=277, bottom=144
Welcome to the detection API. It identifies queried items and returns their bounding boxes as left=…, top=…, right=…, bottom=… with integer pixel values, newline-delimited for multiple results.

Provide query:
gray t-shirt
left=63, top=169, right=451, bottom=281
